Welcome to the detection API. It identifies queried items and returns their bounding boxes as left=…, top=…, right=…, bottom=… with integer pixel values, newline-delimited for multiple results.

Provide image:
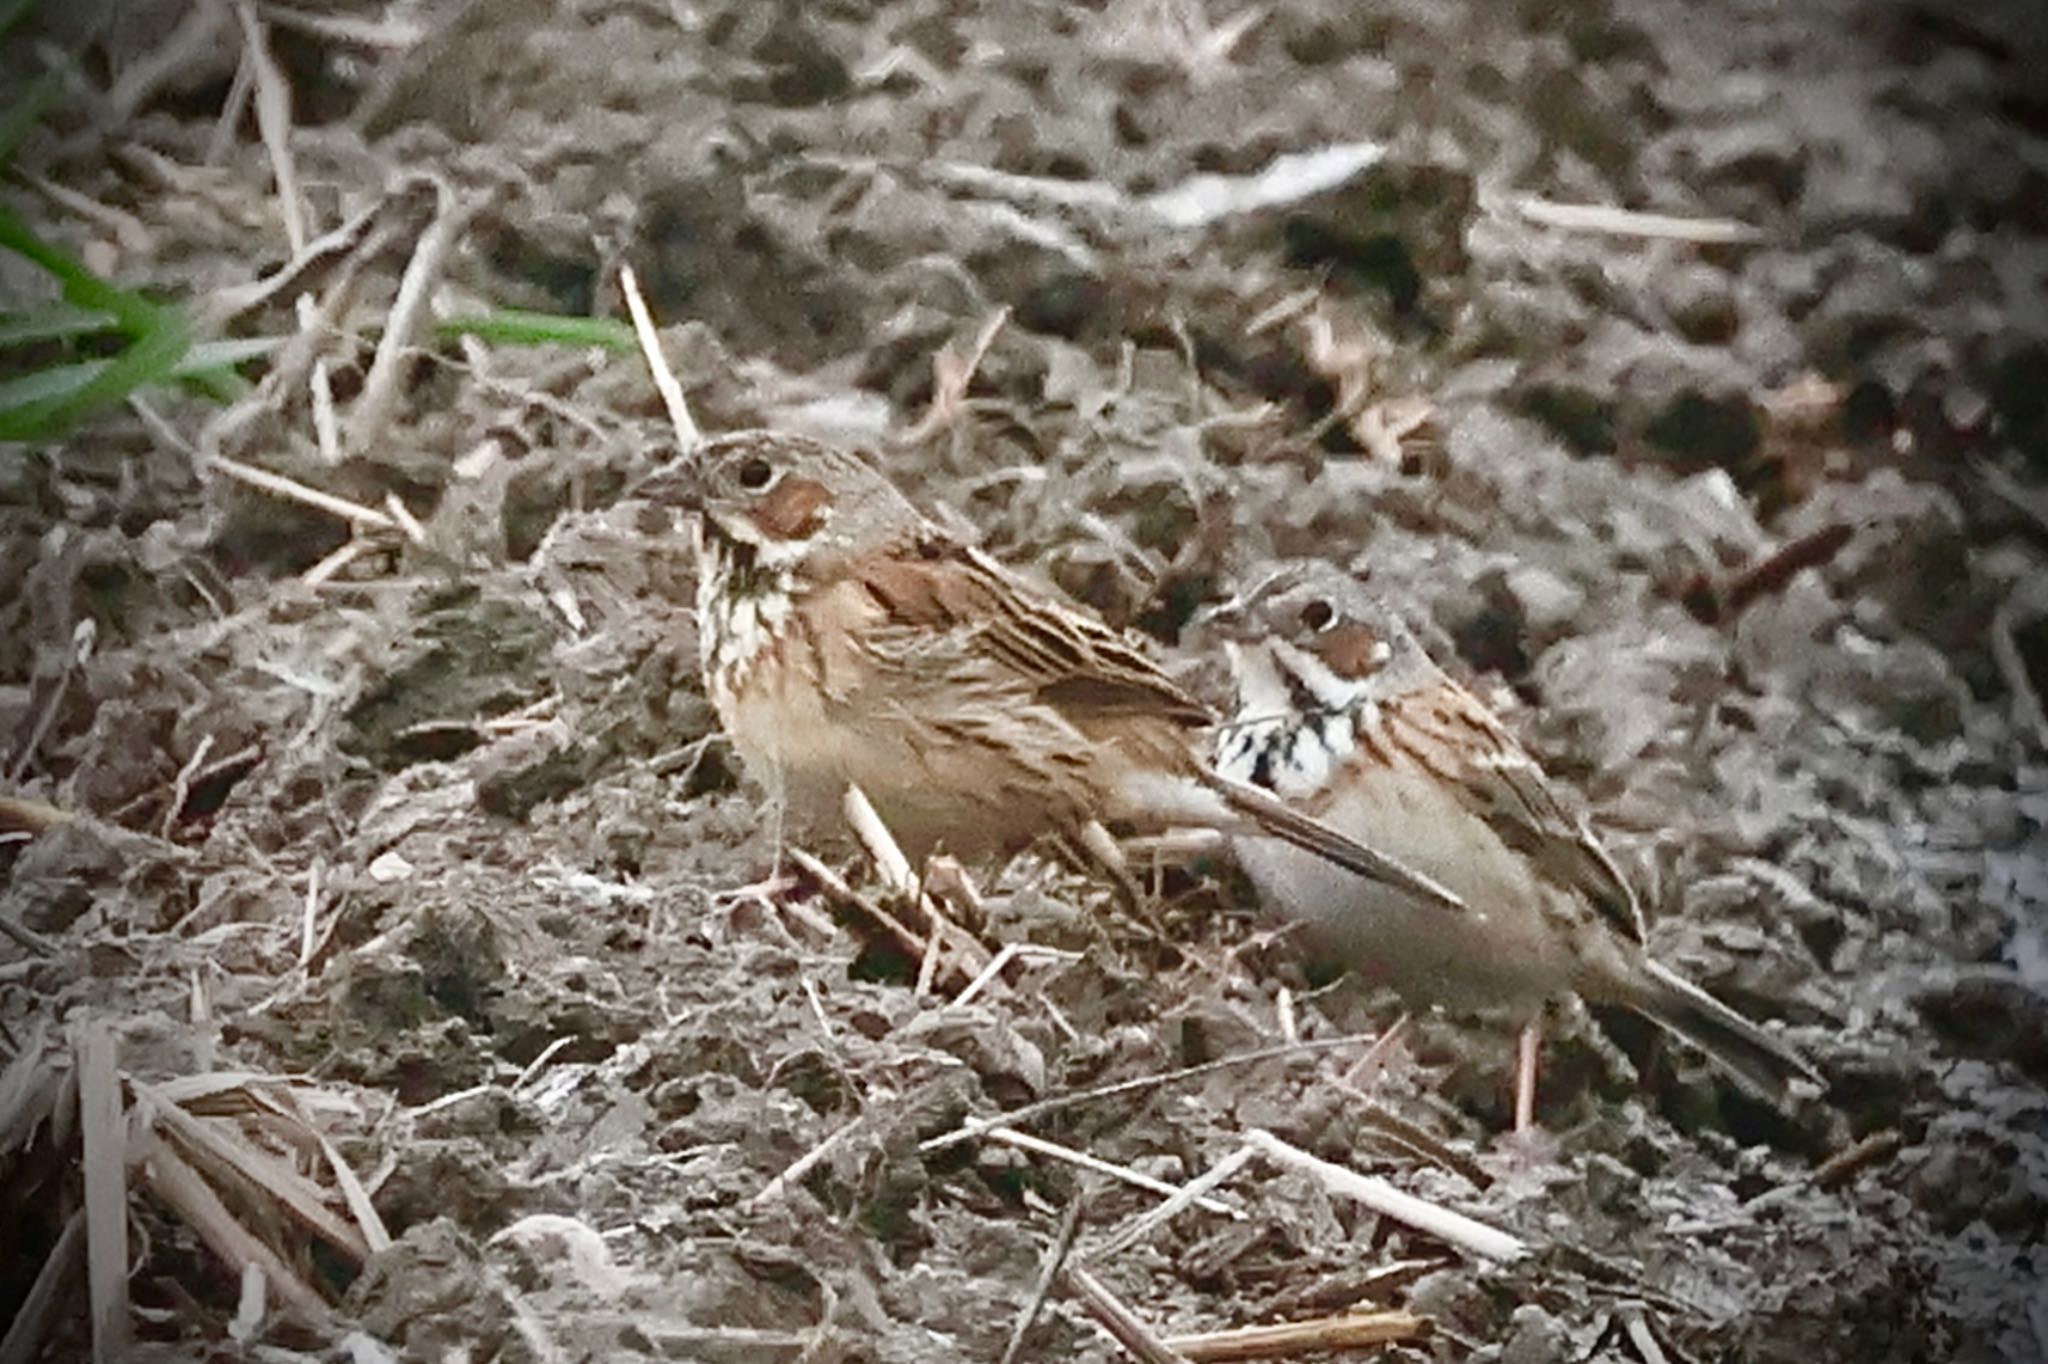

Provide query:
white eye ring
left=1297, top=598, right=1337, bottom=632
left=736, top=457, right=778, bottom=491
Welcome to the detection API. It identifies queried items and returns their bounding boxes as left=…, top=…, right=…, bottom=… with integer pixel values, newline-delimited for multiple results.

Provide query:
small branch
left=1062, top=1263, right=1191, bottom=1364
left=1680, top=522, right=1855, bottom=624
left=986, top=1127, right=1242, bottom=1218
left=620, top=263, right=702, bottom=449
left=346, top=179, right=469, bottom=453
left=1512, top=196, right=1764, bottom=244
left=1089, top=1143, right=1257, bottom=1259
left=233, top=0, right=309, bottom=253
left=1162, top=1309, right=1428, bottom=1361
left=1245, top=1129, right=1528, bottom=1263
left=207, top=454, right=399, bottom=531
left=135, top=1131, right=334, bottom=1325
left=784, top=847, right=958, bottom=978
left=843, top=783, right=916, bottom=894
left=998, top=1200, right=1084, bottom=1364
left=954, top=943, right=1082, bottom=1009
left=160, top=734, right=215, bottom=840
left=749, top=1115, right=865, bottom=1207
left=920, top=1034, right=1381, bottom=1155
left=77, top=1024, right=129, bottom=1360
left=6, top=620, right=94, bottom=786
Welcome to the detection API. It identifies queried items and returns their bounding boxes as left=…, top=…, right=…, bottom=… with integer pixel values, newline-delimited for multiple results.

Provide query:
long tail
left=1197, top=767, right=1468, bottom=916
left=1632, top=959, right=1824, bottom=1106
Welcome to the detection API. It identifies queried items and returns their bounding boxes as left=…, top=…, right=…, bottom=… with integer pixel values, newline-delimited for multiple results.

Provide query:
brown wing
left=1385, top=680, right=1646, bottom=944
left=850, top=534, right=1214, bottom=729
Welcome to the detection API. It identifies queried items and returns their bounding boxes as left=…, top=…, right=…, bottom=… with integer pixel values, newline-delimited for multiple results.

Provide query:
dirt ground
left=4, top=0, right=2046, bottom=1360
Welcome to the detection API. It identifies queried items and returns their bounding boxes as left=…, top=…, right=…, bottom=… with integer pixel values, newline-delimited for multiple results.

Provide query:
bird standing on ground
left=1205, top=561, right=1821, bottom=1121
left=634, top=430, right=1463, bottom=915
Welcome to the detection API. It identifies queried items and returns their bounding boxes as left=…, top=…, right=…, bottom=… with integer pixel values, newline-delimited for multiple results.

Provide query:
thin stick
left=234, top=0, right=308, bottom=252
left=749, top=1115, right=864, bottom=1207
left=1244, top=1129, right=1528, bottom=1263
left=304, top=296, right=341, bottom=464
left=843, top=784, right=916, bottom=894
left=954, top=944, right=1082, bottom=1009
left=1338, top=1014, right=1409, bottom=1088
left=199, top=195, right=392, bottom=326
left=1810, top=1127, right=1904, bottom=1192
left=1062, top=1264, right=1190, bottom=1364
left=1162, top=1309, right=1427, bottom=1361
left=921, top=1034, right=1380, bottom=1154
left=619, top=264, right=702, bottom=448
left=1513, top=1022, right=1539, bottom=1137
left=77, top=1024, right=129, bottom=1360
left=954, top=942, right=1023, bottom=1008
left=347, top=179, right=467, bottom=452
left=1620, top=1305, right=1672, bottom=1364
left=1089, top=1143, right=1257, bottom=1259
left=207, top=454, right=399, bottom=530
left=298, top=860, right=322, bottom=966
left=137, top=1131, right=333, bottom=1324
left=1512, top=196, right=1764, bottom=244
left=914, top=910, right=946, bottom=997
left=160, top=734, right=214, bottom=839
left=300, top=537, right=370, bottom=587
left=784, top=847, right=930, bottom=964
left=6, top=619, right=93, bottom=786
left=205, top=44, right=255, bottom=166
left=0, top=906, right=58, bottom=957
left=999, top=1199, right=1084, bottom=1364
left=382, top=491, right=427, bottom=545
left=986, top=1127, right=1241, bottom=1218
left=840, top=786, right=993, bottom=975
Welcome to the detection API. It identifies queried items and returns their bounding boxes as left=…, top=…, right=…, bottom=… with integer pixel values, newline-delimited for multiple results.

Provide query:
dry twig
left=1245, top=1129, right=1527, bottom=1263
left=999, top=1200, right=1085, bottom=1364
left=76, top=1024, right=129, bottom=1361
left=1162, top=1309, right=1428, bottom=1361
left=621, top=263, right=703, bottom=448
left=1089, top=1143, right=1258, bottom=1259
left=985, top=1126, right=1242, bottom=1218
left=347, top=179, right=470, bottom=453
left=921, top=1033, right=1381, bottom=1154
left=1064, top=1263, right=1192, bottom=1363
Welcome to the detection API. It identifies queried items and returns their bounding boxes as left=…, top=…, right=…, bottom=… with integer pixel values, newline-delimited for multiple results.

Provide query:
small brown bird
left=635, top=431, right=1463, bottom=914
left=1206, top=562, right=1821, bottom=1117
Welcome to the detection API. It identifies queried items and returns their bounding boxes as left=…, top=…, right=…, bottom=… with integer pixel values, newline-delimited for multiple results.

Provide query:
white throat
left=1215, top=639, right=1380, bottom=801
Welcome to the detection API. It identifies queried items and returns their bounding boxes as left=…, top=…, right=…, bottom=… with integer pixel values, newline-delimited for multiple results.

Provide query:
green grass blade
left=0, top=330, right=281, bottom=435
left=0, top=308, right=189, bottom=440
left=0, top=305, right=119, bottom=347
left=436, top=308, right=636, bottom=352
left=0, top=203, right=161, bottom=333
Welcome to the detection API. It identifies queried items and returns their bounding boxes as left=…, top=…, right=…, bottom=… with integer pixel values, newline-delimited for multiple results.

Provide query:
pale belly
left=1234, top=760, right=1575, bottom=1015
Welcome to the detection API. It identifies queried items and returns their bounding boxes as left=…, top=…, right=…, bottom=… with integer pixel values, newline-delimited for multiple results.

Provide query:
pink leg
left=1514, top=1021, right=1541, bottom=1135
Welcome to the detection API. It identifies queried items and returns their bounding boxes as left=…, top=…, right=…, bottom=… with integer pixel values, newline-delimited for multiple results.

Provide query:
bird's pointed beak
left=628, top=450, right=706, bottom=512
left=1189, top=594, right=1251, bottom=647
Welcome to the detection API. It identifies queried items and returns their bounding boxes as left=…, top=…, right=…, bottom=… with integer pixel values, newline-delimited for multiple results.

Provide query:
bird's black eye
left=736, top=457, right=776, bottom=490
left=1298, top=598, right=1336, bottom=632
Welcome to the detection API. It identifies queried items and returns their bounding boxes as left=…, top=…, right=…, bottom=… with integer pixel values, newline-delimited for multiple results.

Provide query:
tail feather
left=1634, top=959, right=1823, bottom=1106
left=1199, top=767, right=1467, bottom=916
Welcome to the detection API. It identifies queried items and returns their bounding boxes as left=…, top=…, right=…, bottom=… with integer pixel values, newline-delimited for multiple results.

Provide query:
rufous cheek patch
left=1318, top=623, right=1384, bottom=679
left=749, top=476, right=834, bottom=540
